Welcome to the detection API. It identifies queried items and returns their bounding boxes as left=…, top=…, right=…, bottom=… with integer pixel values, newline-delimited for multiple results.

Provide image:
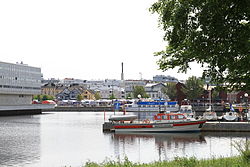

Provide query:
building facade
left=153, top=75, right=178, bottom=83
left=0, top=61, right=41, bottom=105
left=144, top=83, right=167, bottom=99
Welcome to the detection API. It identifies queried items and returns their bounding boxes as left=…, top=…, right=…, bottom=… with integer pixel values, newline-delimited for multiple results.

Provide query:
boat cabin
left=154, top=113, right=187, bottom=121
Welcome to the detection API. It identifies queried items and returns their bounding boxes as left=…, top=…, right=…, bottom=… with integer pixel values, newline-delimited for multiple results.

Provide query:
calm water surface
left=0, top=112, right=249, bottom=167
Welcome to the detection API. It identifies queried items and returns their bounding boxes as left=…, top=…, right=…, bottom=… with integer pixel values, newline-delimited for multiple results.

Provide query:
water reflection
left=110, top=132, right=206, bottom=161
left=0, top=116, right=41, bottom=167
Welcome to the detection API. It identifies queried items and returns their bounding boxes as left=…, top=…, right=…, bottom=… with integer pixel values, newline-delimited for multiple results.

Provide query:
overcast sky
left=0, top=0, right=202, bottom=80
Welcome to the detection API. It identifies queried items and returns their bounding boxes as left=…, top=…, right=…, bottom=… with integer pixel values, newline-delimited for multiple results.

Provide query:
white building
left=144, top=83, right=168, bottom=100
left=0, top=61, right=41, bottom=106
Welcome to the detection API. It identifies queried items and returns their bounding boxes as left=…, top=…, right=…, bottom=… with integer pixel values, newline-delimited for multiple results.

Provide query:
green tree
left=211, top=87, right=220, bottom=101
left=33, top=95, right=41, bottom=101
left=109, top=93, right=116, bottom=100
left=133, top=86, right=149, bottom=98
left=126, top=93, right=133, bottom=99
left=42, top=95, right=49, bottom=101
left=162, top=83, right=177, bottom=100
left=183, top=76, right=204, bottom=100
left=94, top=92, right=101, bottom=100
left=77, top=94, right=83, bottom=101
left=150, top=0, right=250, bottom=90
left=34, top=94, right=54, bottom=101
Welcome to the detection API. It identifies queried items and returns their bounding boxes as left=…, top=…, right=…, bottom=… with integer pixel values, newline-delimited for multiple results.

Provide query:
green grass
left=69, top=140, right=250, bottom=167
left=83, top=156, right=249, bottom=167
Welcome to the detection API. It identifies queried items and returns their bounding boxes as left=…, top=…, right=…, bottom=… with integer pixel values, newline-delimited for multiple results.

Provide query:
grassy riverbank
left=83, top=156, right=249, bottom=167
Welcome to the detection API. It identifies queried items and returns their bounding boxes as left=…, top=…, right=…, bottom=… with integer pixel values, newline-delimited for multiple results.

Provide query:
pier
left=202, top=121, right=250, bottom=132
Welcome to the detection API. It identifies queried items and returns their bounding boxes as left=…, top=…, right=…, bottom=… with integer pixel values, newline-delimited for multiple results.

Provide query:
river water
left=0, top=112, right=249, bottom=167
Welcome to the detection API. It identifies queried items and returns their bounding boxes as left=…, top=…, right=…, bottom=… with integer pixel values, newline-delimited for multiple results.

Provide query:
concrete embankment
left=44, top=106, right=114, bottom=112
left=201, top=121, right=250, bottom=132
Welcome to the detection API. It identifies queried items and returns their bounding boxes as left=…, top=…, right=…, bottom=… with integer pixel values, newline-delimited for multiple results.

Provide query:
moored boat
left=222, top=104, right=239, bottom=121
left=178, top=105, right=196, bottom=120
left=222, top=111, right=239, bottom=121
left=108, top=112, right=206, bottom=133
left=203, top=111, right=218, bottom=121
left=109, top=114, right=138, bottom=122
left=203, top=106, right=217, bottom=121
left=125, top=100, right=179, bottom=112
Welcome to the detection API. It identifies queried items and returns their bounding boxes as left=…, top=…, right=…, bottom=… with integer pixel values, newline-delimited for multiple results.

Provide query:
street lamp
left=137, top=94, right=141, bottom=121
left=245, top=93, right=248, bottom=113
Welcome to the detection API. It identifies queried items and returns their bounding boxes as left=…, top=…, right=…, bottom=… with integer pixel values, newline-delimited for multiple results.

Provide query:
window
left=178, top=115, right=185, bottom=119
left=170, top=115, right=175, bottom=120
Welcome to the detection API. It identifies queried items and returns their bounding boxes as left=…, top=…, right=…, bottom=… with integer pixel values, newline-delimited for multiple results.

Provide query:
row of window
left=156, top=115, right=185, bottom=120
left=0, top=85, right=40, bottom=90
left=0, top=66, right=40, bottom=74
left=0, top=75, right=40, bottom=82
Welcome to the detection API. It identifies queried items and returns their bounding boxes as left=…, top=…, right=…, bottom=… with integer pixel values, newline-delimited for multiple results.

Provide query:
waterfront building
left=55, top=85, right=95, bottom=101
left=144, top=83, right=168, bottom=99
left=62, top=78, right=87, bottom=86
left=41, top=82, right=65, bottom=97
left=153, top=75, right=178, bottom=83
left=0, top=61, right=41, bottom=105
left=124, top=80, right=147, bottom=98
left=93, top=86, right=125, bottom=99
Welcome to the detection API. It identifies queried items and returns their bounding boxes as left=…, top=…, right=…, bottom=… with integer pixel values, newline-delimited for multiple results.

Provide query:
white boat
left=246, top=109, right=250, bottom=121
left=125, top=100, right=179, bottom=112
left=222, top=111, right=239, bottom=121
left=109, top=114, right=138, bottom=122
left=108, top=112, right=206, bottom=133
left=222, top=104, right=239, bottom=121
left=178, top=105, right=196, bottom=120
left=203, top=106, right=217, bottom=121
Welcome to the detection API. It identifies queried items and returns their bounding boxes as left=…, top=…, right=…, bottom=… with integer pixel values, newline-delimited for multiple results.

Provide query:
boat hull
left=113, top=121, right=205, bottom=133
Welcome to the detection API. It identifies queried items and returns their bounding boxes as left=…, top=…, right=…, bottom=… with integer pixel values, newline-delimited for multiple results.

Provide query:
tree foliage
left=133, top=86, right=149, bottom=98
left=150, top=0, right=250, bottom=90
left=183, top=76, right=204, bottom=100
left=162, top=83, right=177, bottom=100
left=77, top=94, right=83, bottom=101
left=33, top=94, right=54, bottom=101
left=94, top=92, right=101, bottom=100
left=109, top=93, right=116, bottom=100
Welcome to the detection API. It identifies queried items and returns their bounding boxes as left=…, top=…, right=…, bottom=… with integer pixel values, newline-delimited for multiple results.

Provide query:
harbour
left=0, top=111, right=249, bottom=167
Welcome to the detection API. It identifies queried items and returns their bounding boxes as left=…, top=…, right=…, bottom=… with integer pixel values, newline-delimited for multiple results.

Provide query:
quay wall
left=201, top=122, right=250, bottom=132
left=48, top=106, right=225, bottom=114
left=0, top=109, right=42, bottom=116
left=46, top=106, right=114, bottom=112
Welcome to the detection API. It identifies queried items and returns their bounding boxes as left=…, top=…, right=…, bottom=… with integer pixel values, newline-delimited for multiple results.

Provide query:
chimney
left=121, top=62, right=124, bottom=81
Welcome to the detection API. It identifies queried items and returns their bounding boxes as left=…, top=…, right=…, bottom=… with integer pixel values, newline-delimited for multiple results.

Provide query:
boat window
left=157, top=115, right=161, bottom=120
left=170, top=115, right=175, bottom=120
left=178, top=115, right=184, bottom=119
left=162, top=115, right=166, bottom=120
